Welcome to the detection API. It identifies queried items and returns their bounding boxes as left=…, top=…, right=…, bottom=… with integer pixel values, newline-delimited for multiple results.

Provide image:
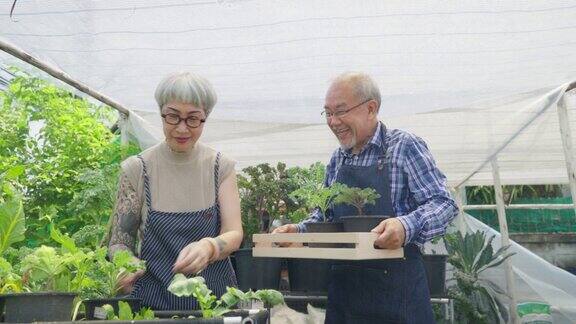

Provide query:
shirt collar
left=339, top=122, right=383, bottom=158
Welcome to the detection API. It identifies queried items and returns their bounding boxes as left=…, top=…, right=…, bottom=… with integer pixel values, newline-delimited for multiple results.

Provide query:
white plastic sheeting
left=2, top=1, right=576, bottom=321
left=462, top=213, right=576, bottom=323
left=2, top=0, right=576, bottom=186
left=126, top=85, right=576, bottom=187
left=1, top=0, right=576, bottom=120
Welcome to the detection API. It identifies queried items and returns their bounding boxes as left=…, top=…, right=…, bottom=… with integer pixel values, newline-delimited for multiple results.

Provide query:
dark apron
left=324, top=123, right=434, bottom=324
left=131, top=153, right=237, bottom=310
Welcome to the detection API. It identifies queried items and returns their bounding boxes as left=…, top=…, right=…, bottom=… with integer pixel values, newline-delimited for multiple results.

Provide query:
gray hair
left=154, top=72, right=217, bottom=116
left=333, top=72, right=381, bottom=109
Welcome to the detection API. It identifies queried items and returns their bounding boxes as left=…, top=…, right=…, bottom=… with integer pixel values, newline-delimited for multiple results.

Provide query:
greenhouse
left=1, top=1, right=576, bottom=323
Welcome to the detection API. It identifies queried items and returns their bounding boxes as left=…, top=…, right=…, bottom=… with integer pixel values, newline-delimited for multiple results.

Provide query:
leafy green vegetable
left=254, top=289, right=285, bottom=307
left=103, top=301, right=156, bottom=320
left=168, top=274, right=284, bottom=318
left=21, top=245, right=70, bottom=291
left=333, top=186, right=380, bottom=216
left=0, top=256, right=22, bottom=293
left=88, top=249, right=146, bottom=298
left=290, top=182, right=345, bottom=222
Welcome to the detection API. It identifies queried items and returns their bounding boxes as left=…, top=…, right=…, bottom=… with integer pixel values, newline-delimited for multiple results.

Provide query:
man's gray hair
left=333, top=72, right=381, bottom=109
left=154, top=72, right=217, bottom=116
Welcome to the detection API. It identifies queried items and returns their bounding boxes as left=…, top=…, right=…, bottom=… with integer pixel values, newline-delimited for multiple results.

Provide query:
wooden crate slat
left=252, top=232, right=404, bottom=260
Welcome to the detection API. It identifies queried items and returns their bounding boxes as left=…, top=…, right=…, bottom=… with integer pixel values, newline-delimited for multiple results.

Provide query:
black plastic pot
left=154, top=309, right=269, bottom=323
left=83, top=297, right=142, bottom=320
left=287, top=258, right=332, bottom=295
left=233, top=248, right=282, bottom=291
left=1, top=291, right=77, bottom=323
left=307, top=221, right=344, bottom=248
left=33, top=309, right=269, bottom=324
left=341, top=215, right=388, bottom=232
left=306, top=222, right=343, bottom=233
left=422, top=254, right=448, bottom=298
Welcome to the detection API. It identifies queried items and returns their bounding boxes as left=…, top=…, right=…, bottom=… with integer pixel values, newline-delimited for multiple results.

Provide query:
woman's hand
left=173, top=240, right=215, bottom=275
left=117, top=269, right=145, bottom=294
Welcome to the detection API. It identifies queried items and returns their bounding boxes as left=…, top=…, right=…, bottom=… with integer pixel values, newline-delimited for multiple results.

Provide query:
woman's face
left=161, top=101, right=206, bottom=152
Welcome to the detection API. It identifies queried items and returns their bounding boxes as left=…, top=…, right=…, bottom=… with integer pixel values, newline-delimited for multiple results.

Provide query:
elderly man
left=274, top=72, right=458, bottom=323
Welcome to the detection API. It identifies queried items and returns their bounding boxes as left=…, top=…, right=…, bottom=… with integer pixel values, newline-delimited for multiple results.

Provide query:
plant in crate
left=290, top=182, right=346, bottom=232
left=333, top=185, right=380, bottom=216
left=168, top=274, right=284, bottom=319
left=444, top=230, right=515, bottom=323
left=332, top=185, right=382, bottom=232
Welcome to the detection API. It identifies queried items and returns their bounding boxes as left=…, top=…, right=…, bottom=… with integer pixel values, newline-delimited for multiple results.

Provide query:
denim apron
left=324, top=123, right=434, bottom=324
left=131, top=153, right=237, bottom=310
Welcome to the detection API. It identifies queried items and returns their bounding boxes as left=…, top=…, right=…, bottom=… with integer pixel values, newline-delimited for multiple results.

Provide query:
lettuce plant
left=0, top=256, right=22, bottom=293
left=102, top=301, right=155, bottom=320
left=91, top=248, right=146, bottom=298
left=168, top=274, right=284, bottom=318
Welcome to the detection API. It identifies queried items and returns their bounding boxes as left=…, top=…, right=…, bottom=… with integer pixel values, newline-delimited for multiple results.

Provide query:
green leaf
left=254, top=289, right=285, bottom=306
left=220, top=286, right=246, bottom=307
left=49, top=225, right=78, bottom=253
left=102, top=304, right=117, bottom=320
left=117, top=300, right=133, bottom=320
left=167, top=274, right=206, bottom=297
left=5, top=165, right=25, bottom=180
left=134, top=307, right=156, bottom=320
left=333, top=186, right=380, bottom=216
left=0, top=197, right=25, bottom=255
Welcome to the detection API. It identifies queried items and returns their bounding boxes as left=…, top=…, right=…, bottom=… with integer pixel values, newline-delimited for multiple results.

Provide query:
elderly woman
left=108, top=72, right=242, bottom=310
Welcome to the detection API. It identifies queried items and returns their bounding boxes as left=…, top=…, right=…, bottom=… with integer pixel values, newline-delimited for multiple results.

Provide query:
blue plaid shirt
left=297, top=122, right=458, bottom=247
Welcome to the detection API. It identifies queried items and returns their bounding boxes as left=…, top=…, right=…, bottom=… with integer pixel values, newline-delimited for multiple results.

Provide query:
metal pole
left=119, top=114, right=129, bottom=159
left=453, top=187, right=467, bottom=233
left=0, top=38, right=130, bottom=116
left=491, top=158, right=519, bottom=324
left=557, top=89, right=576, bottom=215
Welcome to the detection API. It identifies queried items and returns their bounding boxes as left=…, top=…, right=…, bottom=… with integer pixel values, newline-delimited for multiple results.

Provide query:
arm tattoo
left=109, top=172, right=142, bottom=256
left=215, top=237, right=227, bottom=253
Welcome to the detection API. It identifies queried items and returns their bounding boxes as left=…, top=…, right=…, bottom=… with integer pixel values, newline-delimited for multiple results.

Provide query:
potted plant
left=234, top=163, right=291, bottom=292
left=289, top=182, right=346, bottom=233
left=81, top=248, right=146, bottom=320
left=2, top=244, right=81, bottom=323
left=333, top=185, right=382, bottom=232
left=444, top=230, right=515, bottom=323
left=285, top=183, right=347, bottom=296
left=101, top=301, right=155, bottom=320
left=422, top=236, right=449, bottom=299
left=166, top=274, right=282, bottom=322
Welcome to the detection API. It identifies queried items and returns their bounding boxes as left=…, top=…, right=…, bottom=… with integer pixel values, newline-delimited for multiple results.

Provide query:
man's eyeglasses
left=321, top=99, right=372, bottom=119
left=161, top=113, right=206, bottom=128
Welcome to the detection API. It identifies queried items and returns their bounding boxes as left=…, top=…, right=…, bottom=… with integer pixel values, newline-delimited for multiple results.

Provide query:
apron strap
left=213, top=152, right=221, bottom=209
left=137, top=154, right=152, bottom=211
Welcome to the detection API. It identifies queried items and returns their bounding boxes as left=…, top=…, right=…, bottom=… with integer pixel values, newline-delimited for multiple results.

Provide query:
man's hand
left=271, top=224, right=298, bottom=247
left=371, top=218, right=406, bottom=249
left=173, top=240, right=214, bottom=275
left=272, top=224, right=298, bottom=234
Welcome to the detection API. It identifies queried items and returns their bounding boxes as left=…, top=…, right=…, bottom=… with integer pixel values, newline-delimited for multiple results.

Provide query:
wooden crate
left=252, top=232, right=404, bottom=260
